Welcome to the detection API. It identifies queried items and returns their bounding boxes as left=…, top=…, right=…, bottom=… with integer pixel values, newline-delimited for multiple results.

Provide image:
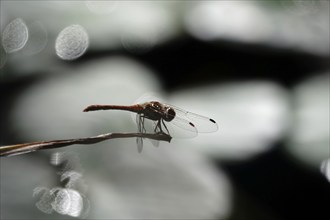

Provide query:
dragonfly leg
left=137, top=114, right=147, bottom=133
left=136, top=114, right=144, bottom=153
left=161, top=119, right=170, bottom=135
left=136, top=115, right=140, bottom=130
left=141, top=116, right=146, bottom=133
left=154, top=120, right=162, bottom=133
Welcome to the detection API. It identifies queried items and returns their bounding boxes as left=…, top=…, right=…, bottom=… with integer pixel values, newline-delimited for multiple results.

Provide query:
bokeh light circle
left=2, top=18, right=29, bottom=53
left=55, top=24, right=89, bottom=60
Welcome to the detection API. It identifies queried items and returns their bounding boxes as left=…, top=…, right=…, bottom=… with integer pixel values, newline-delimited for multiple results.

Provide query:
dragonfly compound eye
left=164, top=107, right=175, bottom=122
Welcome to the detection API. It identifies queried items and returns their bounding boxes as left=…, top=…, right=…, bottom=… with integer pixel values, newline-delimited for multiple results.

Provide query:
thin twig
left=0, top=132, right=172, bottom=157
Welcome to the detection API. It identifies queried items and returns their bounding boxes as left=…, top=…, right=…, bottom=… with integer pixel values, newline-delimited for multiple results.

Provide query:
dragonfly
left=83, top=101, right=218, bottom=152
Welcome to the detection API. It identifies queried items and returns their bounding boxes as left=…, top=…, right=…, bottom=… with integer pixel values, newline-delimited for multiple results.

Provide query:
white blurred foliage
left=121, top=29, right=157, bottom=54
left=85, top=144, right=232, bottom=219
left=2, top=18, right=29, bottom=53
left=184, top=1, right=330, bottom=55
left=185, top=1, right=272, bottom=43
left=10, top=56, right=162, bottom=140
left=169, top=81, right=290, bottom=160
left=320, top=158, right=330, bottom=183
left=280, top=0, right=329, bottom=16
left=85, top=0, right=118, bottom=14
left=118, top=2, right=174, bottom=54
left=287, top=73, right=330, bottom=167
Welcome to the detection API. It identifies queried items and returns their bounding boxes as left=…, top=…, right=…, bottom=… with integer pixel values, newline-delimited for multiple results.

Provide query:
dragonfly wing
left=136, top=137, right=143, bottom=153
left=163, top=117, right=198, bottom=139
left=136, top=115, right=144, bottom=153
left=136, top=114, right=160, bottom=150
left=167, top=104, right=218, bottom=133
left=148, top=120, right=160, bottom=147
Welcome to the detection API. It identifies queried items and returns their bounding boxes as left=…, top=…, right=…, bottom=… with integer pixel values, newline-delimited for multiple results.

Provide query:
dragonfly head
left=164, top=106, right=175, bottom=122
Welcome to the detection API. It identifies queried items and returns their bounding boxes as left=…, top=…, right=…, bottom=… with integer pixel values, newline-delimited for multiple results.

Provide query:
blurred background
left=0, top=0, right=329, bottom=219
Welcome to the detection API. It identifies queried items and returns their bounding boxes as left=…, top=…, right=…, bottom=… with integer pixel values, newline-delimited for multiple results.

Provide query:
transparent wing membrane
left=130, top=98, right=218, bottom=151
left=164, top=104, right=218, bottom=133
left=136, top=137, right=143, bottom=153
left=163, top=118, right=197, bottom=139
left=136, top=114, right=160, bottom=151
left=136, top=114, right=144, bottom=153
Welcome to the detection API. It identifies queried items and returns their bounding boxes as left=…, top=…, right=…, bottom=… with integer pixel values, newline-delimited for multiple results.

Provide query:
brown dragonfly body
left=83, top=101, right=177, bottom=124
left=83, top=101, right=217, bottom=152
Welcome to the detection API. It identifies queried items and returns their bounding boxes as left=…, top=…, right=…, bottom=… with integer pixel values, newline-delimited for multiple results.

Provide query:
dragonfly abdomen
left=83, top=104, right=143, bottom=113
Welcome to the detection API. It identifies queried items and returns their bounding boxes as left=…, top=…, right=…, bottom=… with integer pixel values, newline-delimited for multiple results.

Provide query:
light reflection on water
left=33, top=152, right=90, bottom=218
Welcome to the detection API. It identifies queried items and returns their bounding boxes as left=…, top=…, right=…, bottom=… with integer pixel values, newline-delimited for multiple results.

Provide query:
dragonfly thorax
left=142, top=101, right=176, bottom=122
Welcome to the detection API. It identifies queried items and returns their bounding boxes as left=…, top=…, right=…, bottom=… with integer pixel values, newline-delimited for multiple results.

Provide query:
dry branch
left=0, top=132, right=172, bottom=157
